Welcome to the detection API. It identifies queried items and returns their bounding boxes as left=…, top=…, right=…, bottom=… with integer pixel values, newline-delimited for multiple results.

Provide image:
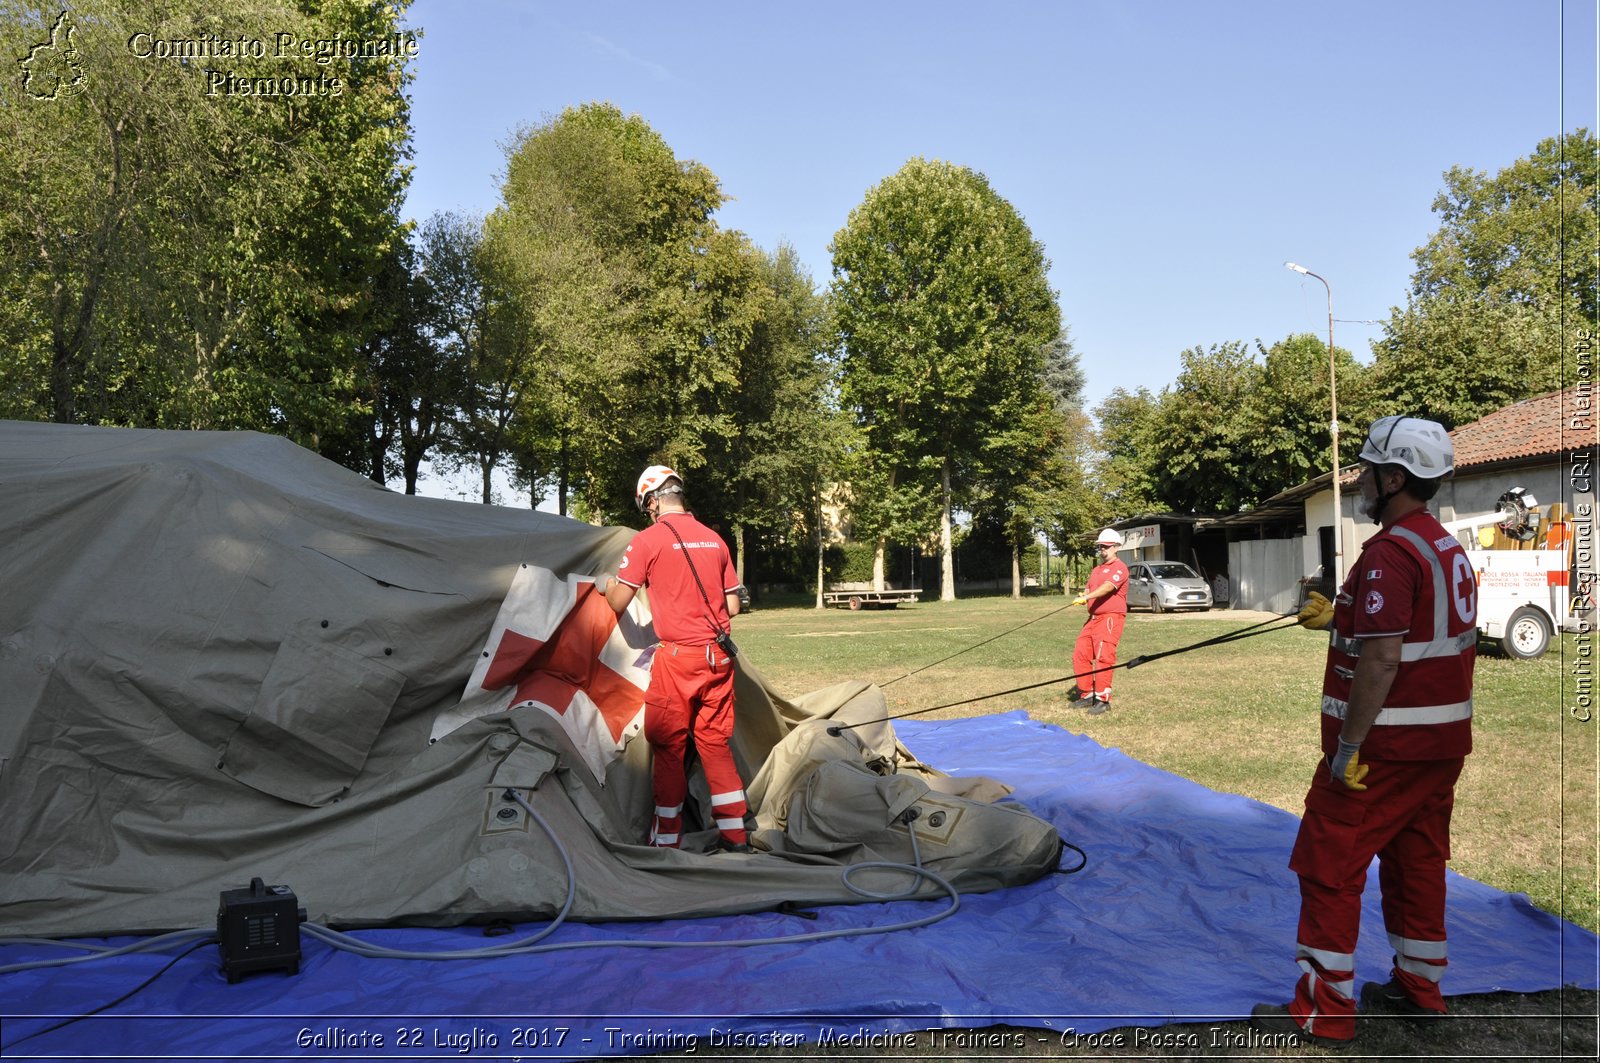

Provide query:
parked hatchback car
left=1127, top=561, right=1212, bottom=612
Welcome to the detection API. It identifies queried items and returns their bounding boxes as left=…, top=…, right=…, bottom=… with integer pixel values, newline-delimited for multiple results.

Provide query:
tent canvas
left=1, top=713, right=1594, bottom=1060
left=0, top=421, right=1061, bottom=938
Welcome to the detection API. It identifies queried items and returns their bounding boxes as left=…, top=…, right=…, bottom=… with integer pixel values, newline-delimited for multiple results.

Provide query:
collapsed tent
left=0, top=421, right=1061, bottom=937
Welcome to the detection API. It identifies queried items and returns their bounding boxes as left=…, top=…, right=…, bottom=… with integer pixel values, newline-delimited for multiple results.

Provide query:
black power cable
left=1, top=937, right=213, bottom=1052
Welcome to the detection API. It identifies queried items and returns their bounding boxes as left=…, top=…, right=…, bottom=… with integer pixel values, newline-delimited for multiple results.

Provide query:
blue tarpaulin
left=3, top=711, right=1594, bottom=1059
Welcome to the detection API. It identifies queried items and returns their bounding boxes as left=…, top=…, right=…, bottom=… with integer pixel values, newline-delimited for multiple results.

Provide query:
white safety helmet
left=1358, top=416, right=1454, bottom=479
left=634, top=465, right=683, bottom=510
left=1095, top=528, right=1125, bottom=548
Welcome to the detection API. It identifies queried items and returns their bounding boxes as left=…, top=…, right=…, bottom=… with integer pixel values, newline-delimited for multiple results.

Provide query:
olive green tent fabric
left=0, top=422, right=1060, bottom=937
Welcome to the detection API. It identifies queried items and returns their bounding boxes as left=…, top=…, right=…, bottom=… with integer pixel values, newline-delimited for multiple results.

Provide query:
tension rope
left=876, top=599, right=1081, bottom=687
left=828, top=612, right=1303, bottom=736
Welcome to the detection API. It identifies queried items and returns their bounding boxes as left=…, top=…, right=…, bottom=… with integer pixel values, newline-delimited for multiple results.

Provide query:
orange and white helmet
left=635, top=465, right=683, bottom=510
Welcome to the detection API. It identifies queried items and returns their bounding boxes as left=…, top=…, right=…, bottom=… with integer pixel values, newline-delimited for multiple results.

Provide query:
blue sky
left=397, top=0, right=1595, bottom=501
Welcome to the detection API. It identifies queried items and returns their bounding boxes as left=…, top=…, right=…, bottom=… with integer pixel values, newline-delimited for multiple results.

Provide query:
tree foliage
left=829, top=157, right=1061, bottom=599
left=487, top=103, right=740, bottom=521
left=1371, top=128, right=1597, bottom=427
left=486, top=102, right=836, bottom=576
left=1093, top=336, right=1368, bottom=517
left=0, top=0, right=415, bottom=452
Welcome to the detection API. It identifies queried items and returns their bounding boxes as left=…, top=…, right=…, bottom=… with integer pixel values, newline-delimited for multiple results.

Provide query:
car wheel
left=1150, top=594, right=1163, bottom=614
left=1503, top=606, right=1551, bottom=659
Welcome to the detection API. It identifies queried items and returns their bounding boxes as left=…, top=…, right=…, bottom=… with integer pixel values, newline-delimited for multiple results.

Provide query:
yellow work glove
left=1328, top=738, right=1368, bottom=791
left=1297, top=591, right=1334, bottom=630
left=1071, top=595, right=1087, bottom=607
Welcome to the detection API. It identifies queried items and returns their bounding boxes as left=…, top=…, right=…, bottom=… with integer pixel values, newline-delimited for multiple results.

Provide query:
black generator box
left=217, top=877, right=306, bottom=983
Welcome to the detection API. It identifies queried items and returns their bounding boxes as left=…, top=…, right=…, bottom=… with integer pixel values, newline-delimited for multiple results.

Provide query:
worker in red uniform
left=1070, top=528, right=1129, bottom=714
left=596, top=466, right=749, bottom=853
left=1253, top=416, right=1477, bottom=1045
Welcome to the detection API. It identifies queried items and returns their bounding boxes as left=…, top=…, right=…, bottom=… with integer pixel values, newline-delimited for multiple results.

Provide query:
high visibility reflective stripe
left=1397, top=954, right=1445, bottom=982
left=714, top=816, right=745, bottom=830
left=1297, top=960, right=1355, bottom=1001
left=1322, top=695, right=1473, bottom=726
left=1389, top=524, right=1450, bottom=642
left=1400, top=630, right=1476, bottom=661
left=1296, top=942, right=1355, bottom=972
left=1389, top=932, right=1448, bottom=960
left=709, top=789, right=746, bottom=807
left=1333, top=526, right=1472, bottom=661
left=651, top=832, right=679, bottom=846
left=655, top=805, right=682, bottom=818
left=1334, top=630, right=1469, bottom=661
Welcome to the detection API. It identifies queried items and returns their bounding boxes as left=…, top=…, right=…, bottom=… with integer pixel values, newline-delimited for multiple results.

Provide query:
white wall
left=1296, top=461, right=1575, bottom=582
left=1228, top=538, right=1303, bottom=613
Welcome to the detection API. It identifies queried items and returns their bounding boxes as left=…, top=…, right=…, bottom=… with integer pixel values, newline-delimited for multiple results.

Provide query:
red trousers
left=1286, top=756, right=1463, bottom=1039
left=1072, top=613, right=1124, bottom=700
left=642, top=641, right=748, bottom=847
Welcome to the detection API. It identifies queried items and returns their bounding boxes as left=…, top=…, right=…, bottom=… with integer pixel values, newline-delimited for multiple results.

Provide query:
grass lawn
left=736, top=593, right=1597, bottom=934
left=725, top=593, right=1598, bottom=1058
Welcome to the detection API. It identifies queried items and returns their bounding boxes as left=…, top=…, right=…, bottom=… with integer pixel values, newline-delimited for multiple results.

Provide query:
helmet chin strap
left=1361, top=468, right=1402, bottom=524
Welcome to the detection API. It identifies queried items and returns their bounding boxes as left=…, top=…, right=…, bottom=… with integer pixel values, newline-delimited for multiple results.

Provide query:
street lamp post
left=1284, top=262, right=1342, bottom=589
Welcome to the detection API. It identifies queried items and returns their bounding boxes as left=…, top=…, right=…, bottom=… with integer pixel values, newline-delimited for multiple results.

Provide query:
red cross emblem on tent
left=481, top=582, right=648, bottom=744
left=433, top=567, right=655, bottom=780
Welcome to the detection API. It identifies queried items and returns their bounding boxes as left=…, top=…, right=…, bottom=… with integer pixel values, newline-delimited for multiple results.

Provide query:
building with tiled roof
left=1451, top=387, right=1591, bottom=472
left=1201, top=386, right=1597, bottom=613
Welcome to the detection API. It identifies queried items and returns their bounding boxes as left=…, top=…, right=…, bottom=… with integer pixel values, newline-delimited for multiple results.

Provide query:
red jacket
left=1321, top=508, right=1476, bottom=760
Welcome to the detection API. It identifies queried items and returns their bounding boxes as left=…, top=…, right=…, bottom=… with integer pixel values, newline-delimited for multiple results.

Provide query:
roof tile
left=1450, top=387, right=1592, bottom=470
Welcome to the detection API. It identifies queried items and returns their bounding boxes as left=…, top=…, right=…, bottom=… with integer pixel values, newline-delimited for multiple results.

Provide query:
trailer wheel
left=1502, top=607, right=1551, bottom=659
left=848, top=595, right=863, bottom=611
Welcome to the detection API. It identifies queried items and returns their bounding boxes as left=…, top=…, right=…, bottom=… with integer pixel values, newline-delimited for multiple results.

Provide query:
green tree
left=1410, top=128, right=1597, bottom=320
left=697, top=244, right=838, bottom=589
left=1372, top=292, right=1565, bottom=429
left=352, top=213, right=479, bottom=494
left=1152, top=342, right=1264, bottom=513
left=1371, top=128, right=1597, bottom=426
left=0, top=0, right=415, bottom=451
left=830, top=157, right=1061, bottom=601
left=1040, top=328, right=1087, bottom=413
left=485, top=102, right=729, bottom=520
left=1013, top=403, right=1102, bottom=580
left=1245, top=333, right=1371, bottom=489
left=1091, top=387, right=1163, bottom=517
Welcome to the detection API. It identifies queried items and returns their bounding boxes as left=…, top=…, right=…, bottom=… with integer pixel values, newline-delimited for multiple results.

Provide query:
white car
left=1127, top=561, right=1213, bottom=613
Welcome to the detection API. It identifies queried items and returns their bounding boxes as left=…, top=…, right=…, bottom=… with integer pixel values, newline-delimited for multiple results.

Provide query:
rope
left=828, top=613, right=1303, bottom=735
left=878, top=599, right=1080, bottom=687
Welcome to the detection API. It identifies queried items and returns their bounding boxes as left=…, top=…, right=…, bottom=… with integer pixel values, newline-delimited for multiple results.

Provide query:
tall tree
left=485, top=102, right=728, bottom=520
left=0, top=0, right=415, bottom=450
left=1148, top=342, right=1262, bottom=513
left=1244, top=333, right=1371, bottom=489
left=1091, top=387, right=1163, bottom=517
left=830, top=157, right=1060, bottom=601
left=1372, top=128, right=1597, bottom=426
left=1040, top=328, right=1087, bottom=413
left=697, top=244, right=837, bottom=588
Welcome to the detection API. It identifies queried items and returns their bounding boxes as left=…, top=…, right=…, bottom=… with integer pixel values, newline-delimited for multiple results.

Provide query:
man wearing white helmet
left=595, top=465, right=749, bottom=853
left=1068, top=528, right=1129, bottom=714
left=1253, top=416, right=1477, bottom=1045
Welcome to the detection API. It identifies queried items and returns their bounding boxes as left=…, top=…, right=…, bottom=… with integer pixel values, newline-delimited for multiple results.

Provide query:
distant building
left=1201, top=388, right=1597, bottom=614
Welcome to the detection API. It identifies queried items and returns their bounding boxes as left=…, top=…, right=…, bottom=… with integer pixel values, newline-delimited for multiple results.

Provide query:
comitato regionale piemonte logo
left=20, top=10, right=86, bottom=100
